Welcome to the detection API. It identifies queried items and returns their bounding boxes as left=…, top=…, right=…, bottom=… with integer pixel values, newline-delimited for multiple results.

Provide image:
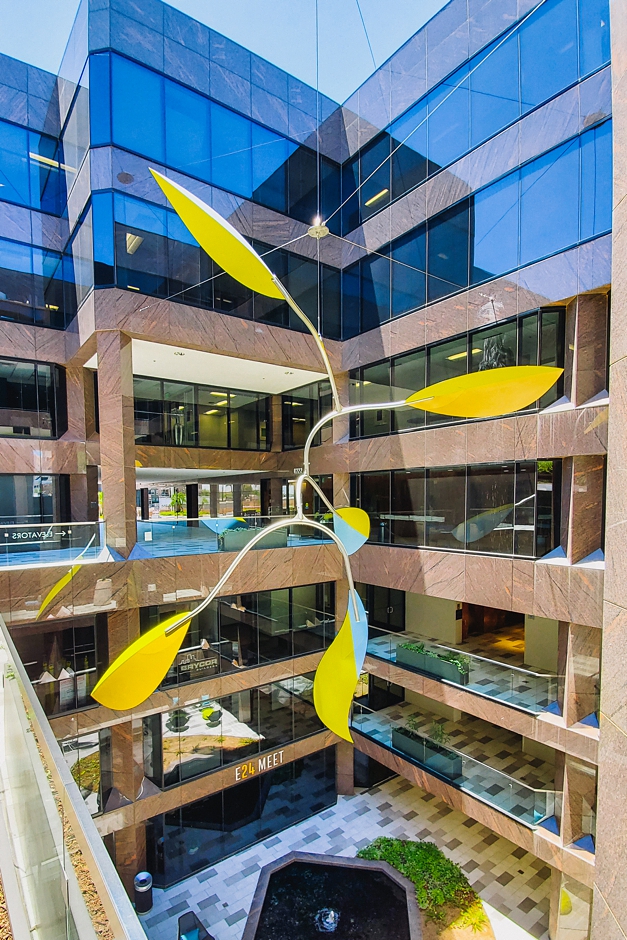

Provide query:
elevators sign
left=234, top=749, right=285, bottom=782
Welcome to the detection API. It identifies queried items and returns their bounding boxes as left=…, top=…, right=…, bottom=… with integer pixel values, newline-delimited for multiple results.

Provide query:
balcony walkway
left=367, top=627, right=558, bottom=714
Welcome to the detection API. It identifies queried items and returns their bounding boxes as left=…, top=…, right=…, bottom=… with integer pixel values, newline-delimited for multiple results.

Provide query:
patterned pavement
left=140, top=777, right=551, bottom=940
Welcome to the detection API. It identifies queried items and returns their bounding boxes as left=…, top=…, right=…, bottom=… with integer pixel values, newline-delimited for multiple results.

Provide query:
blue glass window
left=428, top=66, right=470, bottom=170
left=92, top=192, right=115, bottom=284
left=390, top=101, right=428, bottom=201
left=165, top=81, right=211, bottom=183
left=361, top=254, right=390, bottom=331
left=89, top=53, right=111, bottom=146
left=427, top=202, right=470, bottom=301
left=579, top=0, right=610, bottom=77
left=341, top=156, right=360, bottom=234
left=391, top=227, right=426, bottom=316
left=0, top=122, right=30, bottom=206
left=520, top=0, right=578, bottom=111
left=111, top=55, right=165, bottom=162
left=470, top=34, right=519, bottom=148
left=252, top=124, right=292, bottom=214
left=520, top=139, right=579, bottom=266
left=580, top=121, right=612, bottom=240
left=360, top=135, right=391, bottom=220
left=211, top=102, right=252, bottom=197
left=471, top=173, right=519, bottom=283
left=342, top=264, right=361, bottom=339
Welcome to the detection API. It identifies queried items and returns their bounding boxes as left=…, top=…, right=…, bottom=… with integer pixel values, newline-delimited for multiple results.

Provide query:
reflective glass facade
left=342, top=0, right=610, bottom=229
left=0, top=356, right=67, bottom=439
left=134, top=376, right=270, bottom=450
left=145, top=749, right=336, bottom=886
left=350, top=308, right=565, bottom=438
left=140, top=582, right=336, bottom=688
left=143, top=674, right=323, bottom=789
left=351, top=461, right=560, bottom=558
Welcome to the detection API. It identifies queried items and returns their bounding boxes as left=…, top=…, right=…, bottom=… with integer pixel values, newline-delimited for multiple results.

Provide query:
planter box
left=396, top=646, right=469, bottom=686
left=392, top=728, right=463, bottom=782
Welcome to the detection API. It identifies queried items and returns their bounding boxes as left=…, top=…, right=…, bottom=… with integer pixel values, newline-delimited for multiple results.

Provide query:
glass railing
left=0, top=520, right=106, bottom=568
left=0, top=613, right=144, bottom=940
left=366, top=630, right=560, bottom=714
left=351, top=703, right=559, bottom=827
left=135, top=515, right=334, bottom=557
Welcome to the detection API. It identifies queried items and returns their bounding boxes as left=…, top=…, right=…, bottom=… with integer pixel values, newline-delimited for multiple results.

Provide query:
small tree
left=170, top=490, right=186, bottom=517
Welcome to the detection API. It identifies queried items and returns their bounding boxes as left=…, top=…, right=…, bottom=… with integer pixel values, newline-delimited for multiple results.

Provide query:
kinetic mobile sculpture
left=90, top=170, right=561, bottom=741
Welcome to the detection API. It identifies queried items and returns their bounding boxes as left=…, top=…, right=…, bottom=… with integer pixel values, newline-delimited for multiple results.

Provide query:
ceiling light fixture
left=364, top=188, right=389, bottom=207
left=126, top=233, right=144, bottom=255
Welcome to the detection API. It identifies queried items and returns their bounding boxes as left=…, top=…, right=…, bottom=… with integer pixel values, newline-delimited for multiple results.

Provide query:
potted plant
left=396, top=641, right=470, bottom=686
left=392, top=716, right=463, bottom=781
left=395, top=640, right=427, bottom=671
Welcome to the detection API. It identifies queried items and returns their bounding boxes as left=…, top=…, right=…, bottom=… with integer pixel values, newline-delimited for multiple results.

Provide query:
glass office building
left=0, top=0, right=619, bottom=937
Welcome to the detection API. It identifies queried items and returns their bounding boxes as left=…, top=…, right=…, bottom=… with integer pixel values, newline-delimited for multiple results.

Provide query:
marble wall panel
left=534, top=564, right=574, bottom=622
left=164, top=37, right=210, bottom=95
left=389, top=30, right=427, bottom=121
left=563, top=624, right=601, bottom=727
left=210, top=64, right=252, bottom=117
left=109, top=11, right=164, bottom=72
left=592, top=717, right=627, bottom=928
left=425, top=294, right=468, bottom=346
left=599, top=602, right=627, bottom=733
left=464, top=554, right=514, bottom=610
left=518, top=85, right=580, bottom=167
left=567, top=567, right=604, bottom=630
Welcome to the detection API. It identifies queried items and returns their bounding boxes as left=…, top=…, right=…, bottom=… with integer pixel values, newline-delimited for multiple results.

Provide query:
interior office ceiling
left=84, top=339, right=325, bottom=394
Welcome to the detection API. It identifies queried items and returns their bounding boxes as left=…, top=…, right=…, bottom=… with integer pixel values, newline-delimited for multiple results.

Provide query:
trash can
left=134, top=872, right=153, bottom=914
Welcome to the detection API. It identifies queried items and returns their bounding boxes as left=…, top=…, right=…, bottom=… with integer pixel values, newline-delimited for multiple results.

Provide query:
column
left=232, top=482, right=242, bottom=516
left=270, top=394, right=283, bottom=452
left=186, top=483, right=199, bottom=526
left=209, top=483, right=219, bottom=517
left=563, top=294, right=609, bottom=406
left=63, top=365, right=89, bottom=440
left=333, top=473, right=350, bottom=508
left=561, top=755, right=597, bottom=848
left=594, top=4, right=627, bottom=933
left=96, top=331, right=136, bottom=556
left=336, top=740, right=354, bottom=796
left=562, top=623, right=601, bottom=726
left=562, top=456, right=605, bottom=564
left=332, top=371, right=351, bottom=445
left=115, top=824, right=147, bottom=898
left=108, top=608, right=140, bottom=662
left=139, top=487, right=150, bottom=521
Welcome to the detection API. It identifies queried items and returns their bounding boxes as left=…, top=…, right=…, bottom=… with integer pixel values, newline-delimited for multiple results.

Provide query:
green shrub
left=357, top=837, right=478, bottom=923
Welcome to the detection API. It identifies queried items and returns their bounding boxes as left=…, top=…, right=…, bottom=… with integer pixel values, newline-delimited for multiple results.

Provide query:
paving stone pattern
left=141, top=777, right=551, bottom=940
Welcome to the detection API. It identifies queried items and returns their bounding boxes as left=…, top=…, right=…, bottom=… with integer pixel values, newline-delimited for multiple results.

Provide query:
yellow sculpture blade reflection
left=91, top=612, right=193, bottom=711
left=149, top=169, right=283, bottom=299
left=406, top=365, right=563, bottom=418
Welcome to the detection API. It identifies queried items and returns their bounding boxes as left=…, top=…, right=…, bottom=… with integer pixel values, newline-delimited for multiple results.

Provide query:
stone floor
left=141, top=777, right=551, bottom=940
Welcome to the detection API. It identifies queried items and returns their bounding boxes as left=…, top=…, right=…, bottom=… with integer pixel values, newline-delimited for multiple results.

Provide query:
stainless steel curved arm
left=165, top=515, right=358, bottom=636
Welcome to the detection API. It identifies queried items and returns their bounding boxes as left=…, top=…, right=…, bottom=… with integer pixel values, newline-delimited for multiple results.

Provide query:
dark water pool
left=252, top=861, right=411, bottom=940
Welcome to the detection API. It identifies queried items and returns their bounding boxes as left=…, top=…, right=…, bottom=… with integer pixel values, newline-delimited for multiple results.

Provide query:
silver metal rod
left=272, top=275, right=342, bottom=413
left=165, top=515, right=359, bottom=635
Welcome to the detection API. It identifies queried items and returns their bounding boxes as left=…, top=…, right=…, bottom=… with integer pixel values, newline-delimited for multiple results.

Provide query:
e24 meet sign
left=234, top=749, right=285, bottom=782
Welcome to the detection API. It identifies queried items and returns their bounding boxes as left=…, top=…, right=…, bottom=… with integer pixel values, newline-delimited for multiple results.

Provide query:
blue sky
left=0, top=0, right=448, bottom=102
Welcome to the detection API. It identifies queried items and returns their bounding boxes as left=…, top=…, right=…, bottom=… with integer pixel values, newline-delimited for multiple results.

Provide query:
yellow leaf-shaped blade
left=406, top=365, right=562, bottom=418
left=313, top=593, right=367, bottom=742
left=150, top=169, right=282, bottom=299
left=91, top=612, right=193, bottom=711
